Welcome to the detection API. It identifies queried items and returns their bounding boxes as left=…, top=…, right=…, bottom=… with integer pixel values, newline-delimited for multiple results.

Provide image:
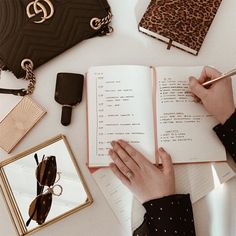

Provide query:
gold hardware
left=90, top=11, right=112, bottom=31
left=90, top=18, right=101, bottom=30
left=21, top=59, right=33, bottom=70
left=26, top=0, right=54, bottom=24
left=21, top=59, right=36, bottom=95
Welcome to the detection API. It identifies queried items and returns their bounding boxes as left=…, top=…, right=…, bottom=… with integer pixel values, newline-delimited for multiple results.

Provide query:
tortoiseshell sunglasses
left=26, top=154, right=63, bottom=227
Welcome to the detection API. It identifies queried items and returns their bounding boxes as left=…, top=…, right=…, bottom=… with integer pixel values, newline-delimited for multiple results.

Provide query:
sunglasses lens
left=28, top=193, right=52, bottom=225
left=36, top=156, right=57, bottom=186
left=27, top=155, right=60, bottom=227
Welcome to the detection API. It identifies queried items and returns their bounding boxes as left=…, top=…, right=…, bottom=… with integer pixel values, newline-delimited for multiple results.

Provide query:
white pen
left=202, top=68, right=236, bottom=87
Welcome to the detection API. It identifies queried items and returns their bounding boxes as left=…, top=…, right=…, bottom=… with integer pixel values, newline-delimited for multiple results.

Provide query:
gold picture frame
left=0, top=134, right=93, bottom=236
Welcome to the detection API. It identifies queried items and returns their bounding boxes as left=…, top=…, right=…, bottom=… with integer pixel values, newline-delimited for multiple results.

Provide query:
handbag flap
left=0, top=0, right=112, bottom=78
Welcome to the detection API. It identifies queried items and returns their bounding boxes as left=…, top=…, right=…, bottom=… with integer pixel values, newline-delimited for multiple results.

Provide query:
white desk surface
left=1, top=0, right=236, bottom=235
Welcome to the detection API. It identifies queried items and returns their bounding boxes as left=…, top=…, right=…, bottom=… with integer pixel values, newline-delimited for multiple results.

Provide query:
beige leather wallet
left=0, top=96, right=46, bottom=153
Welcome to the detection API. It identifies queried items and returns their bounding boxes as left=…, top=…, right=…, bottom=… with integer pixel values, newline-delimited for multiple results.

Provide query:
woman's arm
left=108, top=140, right=196, bottom=236
left=213, top=111, right=236, bottom=162
left=189, top=66, right=236, bottom=162
left=134, top=194, right=195, bottom=236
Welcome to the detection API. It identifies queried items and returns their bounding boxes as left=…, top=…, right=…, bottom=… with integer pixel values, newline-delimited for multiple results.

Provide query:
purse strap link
left=21, top=59, right=36, bottom=95
left=0, top=59, right=36, bottom=96
left=90, top=11, right=113, bottom=33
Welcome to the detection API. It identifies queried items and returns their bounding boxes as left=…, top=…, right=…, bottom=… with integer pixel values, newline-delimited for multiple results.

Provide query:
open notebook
left=87, top=65, right=226, bottom=166
left=92, top=162, right=235, bottom=235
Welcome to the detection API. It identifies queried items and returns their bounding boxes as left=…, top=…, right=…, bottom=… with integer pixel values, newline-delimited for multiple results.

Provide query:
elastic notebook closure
left=167, top=39, right=173, bottom=50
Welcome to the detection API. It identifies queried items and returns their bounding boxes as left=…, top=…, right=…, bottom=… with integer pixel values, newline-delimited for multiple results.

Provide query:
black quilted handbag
left=0, top=0, right=112, bottom=96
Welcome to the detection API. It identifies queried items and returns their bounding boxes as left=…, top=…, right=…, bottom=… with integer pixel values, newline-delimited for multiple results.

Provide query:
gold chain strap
left=90, top=11, right=112, bottom=31
left=21, top=59, right=36, bottom=95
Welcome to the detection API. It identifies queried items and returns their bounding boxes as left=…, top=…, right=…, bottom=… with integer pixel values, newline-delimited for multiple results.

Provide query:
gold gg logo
left=26, top=0, right=54, bottom=24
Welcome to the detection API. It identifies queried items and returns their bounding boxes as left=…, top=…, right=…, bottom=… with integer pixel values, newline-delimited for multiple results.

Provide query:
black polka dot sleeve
left=213, top=110, right=236, bottom=162
left=133, top=194, right=195, bottom=236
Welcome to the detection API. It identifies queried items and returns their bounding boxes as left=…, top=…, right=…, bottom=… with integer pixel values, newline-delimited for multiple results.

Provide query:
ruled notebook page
left=155, top=66, right=226, bottom=163
left=87, top=65, right=155, bottom=166
left=92, top=168, right=133, bottom=235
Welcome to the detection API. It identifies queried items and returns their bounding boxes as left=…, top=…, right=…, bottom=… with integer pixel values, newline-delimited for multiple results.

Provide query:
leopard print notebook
left=139, top=0, right=222, bottom=55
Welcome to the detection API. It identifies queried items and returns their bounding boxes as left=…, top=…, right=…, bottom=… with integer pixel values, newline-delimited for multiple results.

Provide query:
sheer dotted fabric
left=133, top=194, right=196, bottom=236
left=213, top=110, right=236, bottom=162
left=133, top=111, right=236, bottom=236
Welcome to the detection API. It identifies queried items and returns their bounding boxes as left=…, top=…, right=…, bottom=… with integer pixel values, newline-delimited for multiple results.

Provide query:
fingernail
left=117, top=139, right=125, bottom=145
left=109, top=163, right=115, bottom=169
left=159, top=147, right=164, bottom=152
left=111, top=141, right=116, bottom=147
left=108, top=149, right=113, bottom=155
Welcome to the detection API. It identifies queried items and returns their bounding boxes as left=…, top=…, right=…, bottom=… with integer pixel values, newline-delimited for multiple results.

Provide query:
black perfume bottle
left=55, top=73, right=84, bottom=126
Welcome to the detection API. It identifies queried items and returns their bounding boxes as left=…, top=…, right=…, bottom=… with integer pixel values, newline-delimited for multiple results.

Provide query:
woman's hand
left=189, top=66, right=235, bottom=124
left=108, top=140, right=175, bottom=203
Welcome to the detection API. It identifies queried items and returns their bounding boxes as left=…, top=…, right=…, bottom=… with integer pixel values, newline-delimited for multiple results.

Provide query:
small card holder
left=0, top=96, right=46, bottom=153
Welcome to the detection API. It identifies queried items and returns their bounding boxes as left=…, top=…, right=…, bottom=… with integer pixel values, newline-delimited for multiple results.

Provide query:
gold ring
left=21, top=59, right=34, bottom=70
left=126, top=171, right=133, bottom=179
